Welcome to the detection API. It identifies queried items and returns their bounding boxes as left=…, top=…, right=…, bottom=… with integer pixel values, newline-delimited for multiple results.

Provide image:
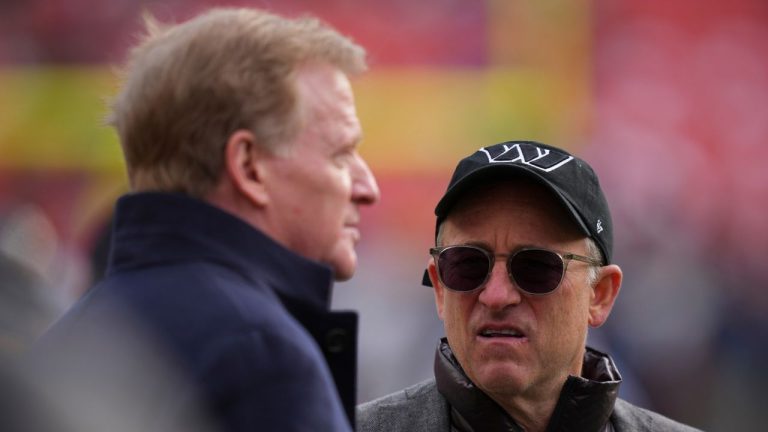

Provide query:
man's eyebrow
left=450, top=241, right=492, bottom=250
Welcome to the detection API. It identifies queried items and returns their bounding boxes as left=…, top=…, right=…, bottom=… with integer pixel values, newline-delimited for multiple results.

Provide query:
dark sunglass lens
left=509, top=250, right=564, bottom=294
left=438, top=247, right=490, bottom=291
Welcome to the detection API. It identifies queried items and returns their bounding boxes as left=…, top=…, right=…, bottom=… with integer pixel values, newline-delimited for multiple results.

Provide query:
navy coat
left=32, top=192, right=357, bottom=431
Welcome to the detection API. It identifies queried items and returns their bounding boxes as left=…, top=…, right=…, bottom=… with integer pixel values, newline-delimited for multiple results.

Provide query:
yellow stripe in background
left=1, top=66, right=589, bottom=176
left=0, top=66, right=124, bottom=173
left=355, top=67, right=592, bottom=175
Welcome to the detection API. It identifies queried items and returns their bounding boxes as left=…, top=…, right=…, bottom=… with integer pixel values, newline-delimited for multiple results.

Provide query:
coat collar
left=434, top=338, right=621, bottom=432
left=108, top=192, right=335, bottom=310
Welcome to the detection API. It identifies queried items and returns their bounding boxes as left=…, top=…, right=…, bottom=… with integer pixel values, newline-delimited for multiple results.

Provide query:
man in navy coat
left=28, top=8, right=379, bottom=432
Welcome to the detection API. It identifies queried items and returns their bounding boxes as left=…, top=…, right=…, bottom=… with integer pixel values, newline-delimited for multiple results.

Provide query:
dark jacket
left=357, top=339, right=701, bottom=432
left=31, top=192, right=357, bottom=432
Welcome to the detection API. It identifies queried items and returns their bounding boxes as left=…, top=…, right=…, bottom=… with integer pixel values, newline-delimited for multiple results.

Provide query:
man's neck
left=485, top=374, right=567, bottom=432
left=434, top=340, right=622, bottom=432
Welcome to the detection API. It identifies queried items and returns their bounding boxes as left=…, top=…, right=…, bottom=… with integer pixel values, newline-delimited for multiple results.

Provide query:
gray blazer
left=357, top=379, right=702, bottom=432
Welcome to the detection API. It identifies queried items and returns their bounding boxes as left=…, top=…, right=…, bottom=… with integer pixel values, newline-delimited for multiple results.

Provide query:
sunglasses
left=429, top=245, right=603, bottom=295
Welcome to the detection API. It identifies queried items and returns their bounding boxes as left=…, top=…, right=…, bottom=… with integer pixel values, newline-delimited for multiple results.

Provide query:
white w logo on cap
left=479, top=143, right=573, bottom=172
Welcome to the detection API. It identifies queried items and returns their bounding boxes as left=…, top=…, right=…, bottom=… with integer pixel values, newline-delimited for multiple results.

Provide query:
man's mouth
left=344, top=225, right=360, bottom=242
left=479, top=327, right=525, bottom=338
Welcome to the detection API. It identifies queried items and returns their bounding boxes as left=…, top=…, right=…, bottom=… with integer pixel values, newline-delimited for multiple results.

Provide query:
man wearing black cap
left=357, top=141, right=700, bottom=431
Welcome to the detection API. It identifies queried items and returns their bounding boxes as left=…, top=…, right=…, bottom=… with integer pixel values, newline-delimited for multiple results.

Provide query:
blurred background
left=1, top=0, right=766, bottom=430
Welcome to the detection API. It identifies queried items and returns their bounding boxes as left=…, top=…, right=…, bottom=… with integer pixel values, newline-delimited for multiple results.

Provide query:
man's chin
left=331, top=252, right=357, bottom=281
left=333, top=264, right=356, bottom=281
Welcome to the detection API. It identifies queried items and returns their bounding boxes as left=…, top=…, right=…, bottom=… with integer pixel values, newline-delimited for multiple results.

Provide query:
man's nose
left=477, top=258, right=522, bottom=310
left=351, top=154, right=380, bottom=205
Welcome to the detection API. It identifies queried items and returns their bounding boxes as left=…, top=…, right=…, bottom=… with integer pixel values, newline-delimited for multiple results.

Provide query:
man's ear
left=588, top=264, right=622, bottom=328
left=428, top=259, right=445, bottom=320
left=224, top=130, right=269, bottom=206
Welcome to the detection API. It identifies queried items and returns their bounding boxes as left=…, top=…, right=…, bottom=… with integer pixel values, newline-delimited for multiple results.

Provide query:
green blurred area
left=0, top=67, right=124, bottom=173
left=0, top=66, right=590, bottom=175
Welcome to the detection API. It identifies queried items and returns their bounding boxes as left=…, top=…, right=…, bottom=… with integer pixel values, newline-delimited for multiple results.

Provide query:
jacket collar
left=434, top=338, right=621, bottom=432
left=108, top=192, right=334, bottom=310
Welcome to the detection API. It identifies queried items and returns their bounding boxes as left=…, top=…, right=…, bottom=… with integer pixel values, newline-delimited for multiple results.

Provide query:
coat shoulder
left=612, top=398, right=703, bottom=432
left=357, top=379, right=448, bottom=432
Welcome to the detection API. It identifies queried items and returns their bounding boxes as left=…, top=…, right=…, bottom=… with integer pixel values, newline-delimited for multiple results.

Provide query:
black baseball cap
left=422, top=140, right=613, bottom=287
